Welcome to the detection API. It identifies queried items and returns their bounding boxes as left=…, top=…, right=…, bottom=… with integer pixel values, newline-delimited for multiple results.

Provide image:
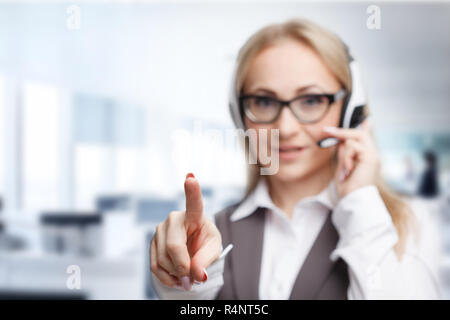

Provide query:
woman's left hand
left=323, top=119, right=380, bottom=199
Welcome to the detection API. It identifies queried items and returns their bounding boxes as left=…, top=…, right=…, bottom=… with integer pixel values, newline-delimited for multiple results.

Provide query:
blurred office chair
left=0, top=197, right=27, bottom=252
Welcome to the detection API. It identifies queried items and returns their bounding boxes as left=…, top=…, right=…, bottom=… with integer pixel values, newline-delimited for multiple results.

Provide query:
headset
left=228, top=38, right=369, bottom=148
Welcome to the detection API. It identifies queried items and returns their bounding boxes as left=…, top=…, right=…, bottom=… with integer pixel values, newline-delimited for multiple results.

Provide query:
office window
left=72, top=94, right=146, bottom=208
left=22, top=82, right=62, bottom=210
left=115, top=147, right=139, bottom=192
left=74, top=145, right=141, bottom=208
left=73, top=94, right=146, bottom=147
left=0, top=75, right=5, bottom=196
left=74, top=144, right=111, bottom=209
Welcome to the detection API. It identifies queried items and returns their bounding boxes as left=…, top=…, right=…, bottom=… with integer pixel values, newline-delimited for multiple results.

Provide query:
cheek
left=304, top=103, right=342, bottom=141
left=306, top=146, right=336, bottom=165
left=244, top=119, right=272, bottom=131
left=322, top=102, right=342, bottom=127
left=244, top=120, right=276, bottom=149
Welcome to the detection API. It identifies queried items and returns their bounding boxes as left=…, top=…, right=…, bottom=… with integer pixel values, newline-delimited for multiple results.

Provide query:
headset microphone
left=228, top=38, right=369, bottom=149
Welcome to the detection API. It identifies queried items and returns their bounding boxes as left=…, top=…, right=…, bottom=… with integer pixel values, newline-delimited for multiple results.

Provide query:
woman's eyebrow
left=249, top=87, right=277, bottom=96
left=295, top=84, right=324, bottom=94
left=248, top=84, right=325, bottom=97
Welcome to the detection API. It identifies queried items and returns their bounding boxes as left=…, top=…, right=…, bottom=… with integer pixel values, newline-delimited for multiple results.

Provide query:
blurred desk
left=0, top=250, right=145, bottom=299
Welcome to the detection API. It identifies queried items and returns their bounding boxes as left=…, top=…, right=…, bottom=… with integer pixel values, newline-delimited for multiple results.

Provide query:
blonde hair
left=234, top=18, right=416, bottom=258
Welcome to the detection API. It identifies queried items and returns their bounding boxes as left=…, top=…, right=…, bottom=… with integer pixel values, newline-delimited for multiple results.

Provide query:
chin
left=268, top=152, right=335, bottom=183
left=270, top=162, right=314, bottom=182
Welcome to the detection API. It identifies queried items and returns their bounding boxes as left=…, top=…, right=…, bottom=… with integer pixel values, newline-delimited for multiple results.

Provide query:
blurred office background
left=0, top=1, right=449, bottom=299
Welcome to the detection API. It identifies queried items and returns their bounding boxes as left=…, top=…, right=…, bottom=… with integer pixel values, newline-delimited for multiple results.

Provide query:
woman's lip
left=275, top=146, right=308, bottom=161
left=278, top=146, right=306, bottom=151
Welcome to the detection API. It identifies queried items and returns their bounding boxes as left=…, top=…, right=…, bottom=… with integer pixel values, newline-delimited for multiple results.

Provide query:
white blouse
left=152, top=181, right=442, bottom=299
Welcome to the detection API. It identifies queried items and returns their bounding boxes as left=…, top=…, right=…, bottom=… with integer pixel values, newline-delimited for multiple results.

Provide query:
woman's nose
left=275, top=107, right=301, bottom=138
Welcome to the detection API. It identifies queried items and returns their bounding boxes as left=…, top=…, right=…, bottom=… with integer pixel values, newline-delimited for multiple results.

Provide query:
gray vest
left=214, top=205, right=349, bottom=300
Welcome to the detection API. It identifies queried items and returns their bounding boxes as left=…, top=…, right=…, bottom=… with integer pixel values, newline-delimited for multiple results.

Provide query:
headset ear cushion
left=349, top=105, right=367, bottom=128
left=338, top=92, right=350, bottom=128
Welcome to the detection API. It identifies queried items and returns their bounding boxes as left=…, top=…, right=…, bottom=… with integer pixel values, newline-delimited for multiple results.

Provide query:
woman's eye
left=301, top=96, right=324, bottom=107
left=254, top=97, right=275, bottom=107
left=302, top=96, right=322, bottom=106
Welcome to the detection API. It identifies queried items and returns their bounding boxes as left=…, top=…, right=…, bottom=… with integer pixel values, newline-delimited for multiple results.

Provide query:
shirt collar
left=230, top=178, right=340, bottom=222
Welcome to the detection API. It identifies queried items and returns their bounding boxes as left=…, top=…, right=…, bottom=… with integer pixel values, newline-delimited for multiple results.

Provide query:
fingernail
left=202, top=268, right=208, bottom=282
left=323, top=126, right=338, bottom=133
left=339, top=168, right=347, bottom=182
left=186, top=173, right=195, bottom=179
left=172, top=284, right=184, bottom=290
left=181, top=276, right=192, bottom=291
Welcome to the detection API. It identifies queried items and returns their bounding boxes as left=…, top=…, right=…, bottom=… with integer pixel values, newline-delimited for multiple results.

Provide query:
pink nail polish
left=339, top=168, right=346, bottom=182
left=181, top=276, right=192, bottom=291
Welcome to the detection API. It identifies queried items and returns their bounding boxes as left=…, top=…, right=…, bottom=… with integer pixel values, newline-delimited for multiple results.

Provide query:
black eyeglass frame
left=239, top=88, right=347, bottom=124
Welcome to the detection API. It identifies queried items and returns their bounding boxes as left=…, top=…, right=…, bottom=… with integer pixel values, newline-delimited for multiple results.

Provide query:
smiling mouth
left=275, top=146, right=308, bottom=161
left=278, top=146, right=305, bottom=152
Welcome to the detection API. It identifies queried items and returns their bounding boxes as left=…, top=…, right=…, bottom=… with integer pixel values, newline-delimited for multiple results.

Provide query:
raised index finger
left=184, top=173, right=204, bottom=228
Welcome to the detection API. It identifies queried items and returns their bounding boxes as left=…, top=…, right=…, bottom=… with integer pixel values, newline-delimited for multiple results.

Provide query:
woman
left=150, top=18, right=441, bottom=299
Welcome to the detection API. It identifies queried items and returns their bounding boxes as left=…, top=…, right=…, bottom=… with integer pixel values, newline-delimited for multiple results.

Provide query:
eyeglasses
left=239, top=89, right=346, bottom=124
